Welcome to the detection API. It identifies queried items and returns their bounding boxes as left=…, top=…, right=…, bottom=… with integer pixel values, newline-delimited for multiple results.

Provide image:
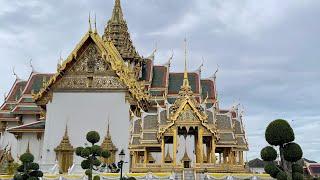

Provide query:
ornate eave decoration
left=33, top=30, right=149, bottom=107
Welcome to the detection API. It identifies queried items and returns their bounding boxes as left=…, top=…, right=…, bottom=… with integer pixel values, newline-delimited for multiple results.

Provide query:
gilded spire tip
left=26, top=141, right=30, bottom=153
left=94, top=13, right=97, bottom=34
left=183, top=38, right=189, bottom=87
left=88, top=12, right=92, bottom=32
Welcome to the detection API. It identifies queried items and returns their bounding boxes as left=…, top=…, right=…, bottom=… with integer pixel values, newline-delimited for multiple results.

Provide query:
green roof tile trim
left=8, top=81, right=27, bottom=101
left=133, top=119, right=142, bottom=134
left=141, top=59, right=152, bottom=81
left=168, top=73, right=199, bottom=94
left=22, top=98, right=34, bottom=103
left=216, top=114, right=232, bottom=129
left=143, top=133, right=157, bottom=140
left=167, top=98, right=176, bottom=104
left=236, top=136, right=245, bottom=145
left=201, top=80, right=215, bottom=100
left=143, top=115, right=158, bottom=129
left=219, top=133, right=234, bottom=141
left=18, top=106, right=39, bottom=111
left=234, top=120, right=243, bottom=134
left=25, top=74, right=52, bottom=94
left=31, top=76, right=45, bottom=94
left=151, top=66, right=167, bottom=87
left=150, top=90, right=164, bottom=96
left=132, top=137, right=140, bottom=145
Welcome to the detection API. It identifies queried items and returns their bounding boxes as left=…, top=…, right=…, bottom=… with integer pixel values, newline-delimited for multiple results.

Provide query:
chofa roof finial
left=88, top=12, right=92, bottom=32
left=182, top=37, right=190, bottom=88
left=94, top=13, right=97, bottom=34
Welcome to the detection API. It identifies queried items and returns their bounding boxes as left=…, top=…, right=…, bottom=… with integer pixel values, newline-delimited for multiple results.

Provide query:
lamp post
left=118, top=149, right=125, bottom=180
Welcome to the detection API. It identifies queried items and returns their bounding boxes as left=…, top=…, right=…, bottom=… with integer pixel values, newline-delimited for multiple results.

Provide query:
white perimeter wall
left=41, top=92, right=130, bottom=172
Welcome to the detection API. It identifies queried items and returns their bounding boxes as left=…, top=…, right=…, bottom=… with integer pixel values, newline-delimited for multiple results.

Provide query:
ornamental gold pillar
left=211, top=136, right=216, bottom=164
left=223, top=148, right=227, bottom=164
left=173, top=128, right=177, bottom=165
left=239, top=151, right=244, bottom=165
left=198, top=127, right=203, bottom=164
left=144, top=149, right=148, bottom=165
left=132, top=151, right=136, bottom=166
left=230, top=150, right=235, bottom=165
left=161, top=137, right=165, bottom=163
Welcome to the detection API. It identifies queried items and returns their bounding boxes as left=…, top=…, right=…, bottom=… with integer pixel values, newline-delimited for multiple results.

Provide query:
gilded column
left=211, top=136, right=216, bottom=164
left=161, top=137, right=165, bottom=163
left=198, top=127, right=203, bottom=164
left=230, top=151, right=235, bottom=165
left=132, top=151, right=136, bottom=166
left=173, top=128, right=177, bottom=166
left=223, top=148, right=227, bottom=164
left=239, top=151, right=244, bottom=165
left=144, top=149, right=148, bottom=166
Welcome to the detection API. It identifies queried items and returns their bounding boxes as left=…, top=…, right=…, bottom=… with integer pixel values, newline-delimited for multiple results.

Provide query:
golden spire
left=54, top=124, right=74, bottom=151
left=26, top=141, right=30, bottom=153
left=183, top=38, right=190, bottom=88
left=64, top=124, right=68, bottom=138
left=94, top=13, right=97, bottom=34
left=106, top=116, right=110, bottom=137
left=88, top=12, right=92, bottom=32
left=111, top=0, right=124, bottom=23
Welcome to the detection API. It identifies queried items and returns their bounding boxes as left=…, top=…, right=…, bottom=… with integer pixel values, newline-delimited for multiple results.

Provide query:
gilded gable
left=53, top=42, right=126, bottom=90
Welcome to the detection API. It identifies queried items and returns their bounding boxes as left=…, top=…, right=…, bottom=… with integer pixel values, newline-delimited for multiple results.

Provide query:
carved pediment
left=68, top=43, right=109, bottom=74
left=53, top=43, right=126, bottom=90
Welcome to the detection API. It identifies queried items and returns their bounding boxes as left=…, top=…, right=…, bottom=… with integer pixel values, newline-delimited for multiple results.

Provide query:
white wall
left=41, top=92, right=130, bottom=172
left=0, top=131, right=18, bottom=160
left=18, top=133, right=43, bottom=162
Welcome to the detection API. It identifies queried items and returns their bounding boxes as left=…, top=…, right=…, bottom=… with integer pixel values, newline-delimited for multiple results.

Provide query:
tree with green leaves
left=13, top=152, right=43, bottom=180
left=260, top=119, right=303, bottom=180
left=76, top=131, right=110, bottom=180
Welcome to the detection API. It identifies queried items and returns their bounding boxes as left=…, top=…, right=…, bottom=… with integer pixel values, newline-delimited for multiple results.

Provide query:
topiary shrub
left=76, top=131, right=110, bottom=180
left=283, top=142, right=303, bottom=162
left=292, top=163, right=303, bottom=174
left=261, top=119, right=304, bottom=180
left=13, top=152, right=43, bottom=180
left=292, top=172, right=303, bottom=180
left=265, top=119, right=294, bottom=146
left=261, top=146, right=277, bottom=161
left=264, top=163, right=279, bottom=178
left=276, top=171, right=287, bottom=180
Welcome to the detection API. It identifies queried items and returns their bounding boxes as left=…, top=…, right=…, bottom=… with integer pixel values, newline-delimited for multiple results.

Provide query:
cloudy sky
left=0, top=0, right=319, bottom=162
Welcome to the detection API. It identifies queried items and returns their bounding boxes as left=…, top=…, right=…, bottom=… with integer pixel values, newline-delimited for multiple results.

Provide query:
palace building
left=0, top=0, right=248, bottom=175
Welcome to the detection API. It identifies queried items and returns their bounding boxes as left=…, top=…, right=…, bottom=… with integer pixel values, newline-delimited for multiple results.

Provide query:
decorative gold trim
left=33, top=31, right=148, bottom=106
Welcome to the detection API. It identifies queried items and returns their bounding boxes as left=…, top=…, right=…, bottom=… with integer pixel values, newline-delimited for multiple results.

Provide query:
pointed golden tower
left=54, top=125, right=74, bottom=173
left=26, top=141, right=31, bottom=153
left=101, top=120, right=118, bottom=164
left=103, top=0, right=141, bottom=63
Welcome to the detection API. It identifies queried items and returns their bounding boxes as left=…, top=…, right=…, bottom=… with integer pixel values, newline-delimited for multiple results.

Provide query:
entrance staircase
left=182, top=169, right=195, bottom=180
